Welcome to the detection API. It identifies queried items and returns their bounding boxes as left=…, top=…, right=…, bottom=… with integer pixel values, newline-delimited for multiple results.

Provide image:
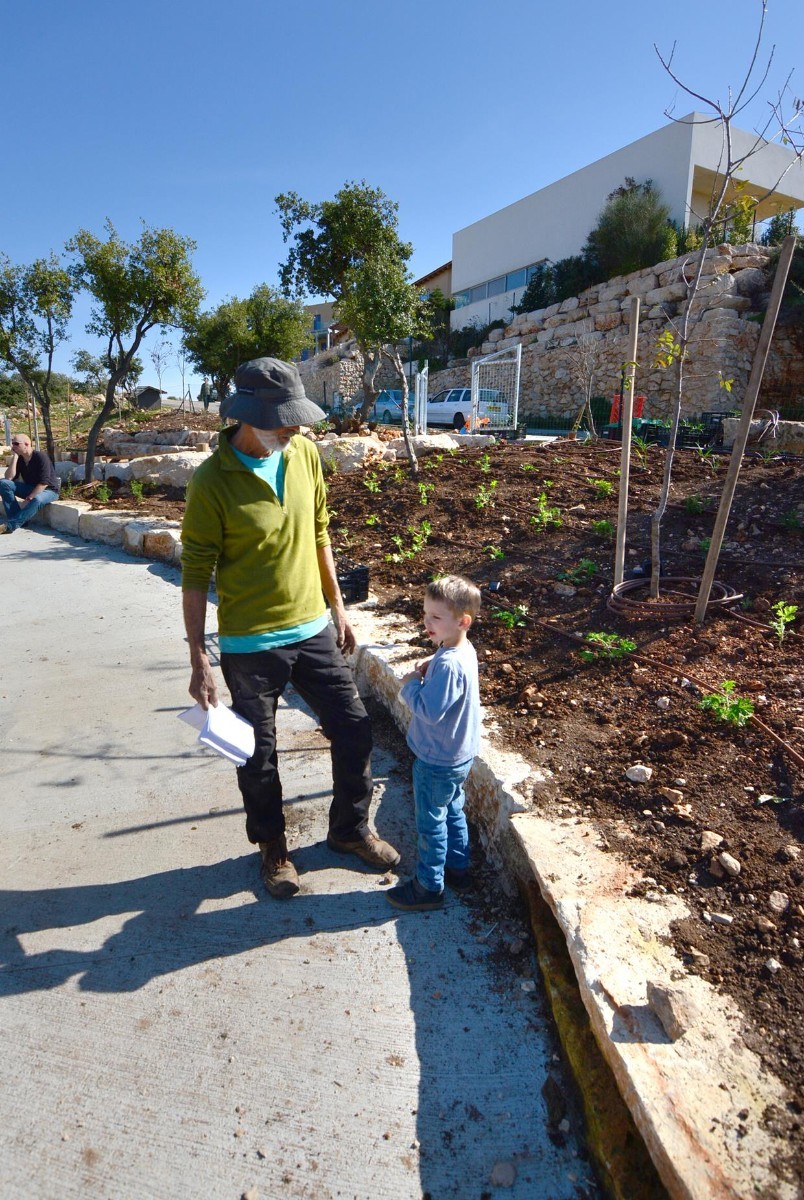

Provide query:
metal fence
left=469, top=344, right=521, bottom=433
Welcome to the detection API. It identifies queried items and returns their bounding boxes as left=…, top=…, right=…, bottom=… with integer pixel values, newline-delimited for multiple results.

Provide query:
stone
left=77, top=510, right=133, bottom=546
left=489, top=1161, right=517, bottom=1187
left=657, top=786, right=683, bottom=803
left=656, top=696, right=670, bottom=710
left=646, top=981, right=697, bottom=1041
left=129, top=451, right=211, bottom=487
left=700, top=835, right=729, bottom=854
left=45, top=501, right=92, bottom=535
left=780, top=845, right=800, bottom=862
left=718, top=852, right=741, bottom=877
left=553, top=583, right=577, bottom=598
left=765, top=958, right=782, bottom=974
left=768, top=891, right=789, bottom=914
left=625, top=764, right=653, bottom=783
left=709, top=912, right=733, bottom=927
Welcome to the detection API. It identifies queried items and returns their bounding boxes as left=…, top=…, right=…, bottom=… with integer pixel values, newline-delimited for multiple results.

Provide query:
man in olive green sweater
left=181, top=358, right=399, bottom=897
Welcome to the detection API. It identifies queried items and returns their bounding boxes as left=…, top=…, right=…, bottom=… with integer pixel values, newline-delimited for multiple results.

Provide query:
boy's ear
left=459, top=613, right=472, bottom=629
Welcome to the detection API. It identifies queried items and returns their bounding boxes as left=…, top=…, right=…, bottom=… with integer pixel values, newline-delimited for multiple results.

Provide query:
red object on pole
left=609, top=394, right=645, bottom=422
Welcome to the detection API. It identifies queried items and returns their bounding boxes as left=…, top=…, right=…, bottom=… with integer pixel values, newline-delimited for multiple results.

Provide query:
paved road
left=1, top=526, right=597, bottom=1199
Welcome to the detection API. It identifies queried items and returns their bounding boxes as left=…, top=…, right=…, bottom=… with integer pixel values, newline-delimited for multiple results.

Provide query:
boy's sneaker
left=445, top=866, right=472, bottom=892
left=326, top=830, right=401, bottom=870
left=258, top=837, right=300, bottom=899
left=387, top=877, right=444, bottom=912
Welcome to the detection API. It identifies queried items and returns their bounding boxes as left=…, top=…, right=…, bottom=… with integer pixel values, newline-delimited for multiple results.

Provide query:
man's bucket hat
left=221, top=358, right=327, bottom=429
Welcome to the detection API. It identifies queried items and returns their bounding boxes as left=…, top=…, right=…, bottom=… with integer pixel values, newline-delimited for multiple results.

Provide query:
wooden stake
left=614, top=297, right=640, bottom=586
left=694, top=235, right=797, bottom=625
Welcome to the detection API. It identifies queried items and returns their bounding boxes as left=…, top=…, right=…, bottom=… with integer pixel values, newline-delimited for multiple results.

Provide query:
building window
left=454, top=290, right=472, bottom=308
left=505, top=268, right=527, bottom=291
left=469, top=283, right=487, bottom=304
left=487, top=275, right=506, bottom=297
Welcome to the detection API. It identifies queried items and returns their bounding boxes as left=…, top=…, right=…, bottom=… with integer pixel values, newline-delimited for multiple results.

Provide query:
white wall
left=451, top=119, right=694, bottom=295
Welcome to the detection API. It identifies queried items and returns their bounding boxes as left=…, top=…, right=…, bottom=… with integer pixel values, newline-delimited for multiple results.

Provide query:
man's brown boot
left=258, top=836, right=300, bottom=898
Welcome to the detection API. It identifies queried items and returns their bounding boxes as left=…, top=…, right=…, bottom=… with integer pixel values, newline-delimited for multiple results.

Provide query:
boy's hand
left=400, top=669, right=420, bottom=685
left=415, top=656, right=433, bottom=678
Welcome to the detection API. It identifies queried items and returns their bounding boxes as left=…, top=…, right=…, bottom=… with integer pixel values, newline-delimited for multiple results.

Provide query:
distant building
left=449, top=112, right=804, bottom=329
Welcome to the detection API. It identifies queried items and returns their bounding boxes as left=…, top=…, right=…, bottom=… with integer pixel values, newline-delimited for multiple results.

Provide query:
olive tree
left=276, top=181, right=415, bottom=416
left=337, top=248, right=433, bottom=471
left=183, top=286, right=311, bottom=410
left=0, top=253, right=75, bottom=459
left=68, top=221, right=203, bottom=482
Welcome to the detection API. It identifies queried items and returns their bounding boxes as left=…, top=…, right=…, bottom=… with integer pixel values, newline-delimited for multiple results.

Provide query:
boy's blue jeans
left=0, top=480, right=59, bottom=531
left=413, top=757, right=472, bottom=893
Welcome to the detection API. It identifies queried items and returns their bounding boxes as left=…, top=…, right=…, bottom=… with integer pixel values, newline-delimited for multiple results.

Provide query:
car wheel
left=452, top=412, right=465, bottom=431
left=380, top=410, right=393, bottom=424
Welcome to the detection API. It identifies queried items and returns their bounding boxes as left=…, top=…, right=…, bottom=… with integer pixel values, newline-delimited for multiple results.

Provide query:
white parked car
left=425, top=387, right=509, bottom=430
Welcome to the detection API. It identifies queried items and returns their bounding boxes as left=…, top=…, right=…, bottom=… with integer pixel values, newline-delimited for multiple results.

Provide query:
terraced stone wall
left=429, top=244, right=803, bottom=424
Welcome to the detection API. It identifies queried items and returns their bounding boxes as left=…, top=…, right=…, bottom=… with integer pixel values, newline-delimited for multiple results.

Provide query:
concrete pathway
left=0, top=527, right=596, bottom=1199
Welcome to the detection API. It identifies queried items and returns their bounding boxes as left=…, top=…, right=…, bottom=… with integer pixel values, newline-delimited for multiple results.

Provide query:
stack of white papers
left=178, top=702, right=256, bottom=765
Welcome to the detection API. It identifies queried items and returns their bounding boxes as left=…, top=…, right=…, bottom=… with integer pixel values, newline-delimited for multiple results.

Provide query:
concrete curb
left=19, top=517, right=797, bottom=1200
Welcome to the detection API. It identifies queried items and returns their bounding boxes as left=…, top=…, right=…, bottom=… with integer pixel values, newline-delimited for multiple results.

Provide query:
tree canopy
left=276, top=180, right=428, bottom=435
left=276, top=181, right=412, bottom=301
left=583, top=178, right=676, bottom=280
left=0, top=252, right=75, bottom=457
left=67, top=220, right=203, bottom=480
left=183, top=286, right=311, bottom=406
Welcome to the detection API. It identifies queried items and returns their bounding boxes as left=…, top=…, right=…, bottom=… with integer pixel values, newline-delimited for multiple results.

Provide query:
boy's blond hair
left=425, top=575, right=481, bottom=620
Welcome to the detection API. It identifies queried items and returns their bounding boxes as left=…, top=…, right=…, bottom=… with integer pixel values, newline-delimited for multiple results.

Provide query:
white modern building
left=450, top=112, right=804, bottom=329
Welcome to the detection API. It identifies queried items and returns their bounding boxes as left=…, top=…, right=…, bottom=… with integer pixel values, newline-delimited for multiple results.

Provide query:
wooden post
left=614, top=297, right=640, bottom=586
left=694, top=235, right=797, bottom=625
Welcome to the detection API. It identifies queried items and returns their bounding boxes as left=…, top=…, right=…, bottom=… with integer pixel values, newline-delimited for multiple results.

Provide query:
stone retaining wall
left=429, top=244, right=803, bottom=424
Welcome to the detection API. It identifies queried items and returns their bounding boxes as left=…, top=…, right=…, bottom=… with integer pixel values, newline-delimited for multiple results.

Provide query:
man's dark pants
left=220, top=627, right=373, bottom=845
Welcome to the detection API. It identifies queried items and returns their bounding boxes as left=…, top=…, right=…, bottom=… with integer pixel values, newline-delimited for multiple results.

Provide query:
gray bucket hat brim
left=222, top=357, right=327, bottom=429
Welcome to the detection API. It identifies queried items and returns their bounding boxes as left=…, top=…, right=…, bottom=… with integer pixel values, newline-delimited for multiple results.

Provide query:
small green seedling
left=484, top=545, right=506, bottom=560
left=492, top=604, right=529, bottom=630
left=520, top=462, right=535, bottom=472
left=699, top=536, right=711, bottom=554
left=578, top=632, right=636, bottom=662
left=96, top=483, right=110, bottom=503
left=558, top=558, right=597, bottom=584
left=365, top=514, right=380, bottom=527
left=363, top=471, right=381, bottom=494
left=769, top=600, right=798, bottom=643
left=417, top=481, right=434, bottom=506
left=479, top=453, right=492, bottom=474
left=474, top=481, right=498, bottom=509
left=529, top=492, right=562, bottom=530
left=384, top=519, right=432, bottom=563
left=780, top=510, right=801, bottom=531
left=698, top=681, right=754, bottom=727
left=588, top=478, right=613, bottom=497
left=130, top=479, right=144, bottom=502
left=591, top=519, right=614, bottom=538
left=684, top=495, right=705, bottom=515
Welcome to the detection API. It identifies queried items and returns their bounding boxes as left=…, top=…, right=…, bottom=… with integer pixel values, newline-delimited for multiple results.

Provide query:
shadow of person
left=0, top=856, right=393, bottom=997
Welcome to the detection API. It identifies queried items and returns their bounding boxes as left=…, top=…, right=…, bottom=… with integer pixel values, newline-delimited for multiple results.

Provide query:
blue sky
left=1, top=0, right=800, bottom=399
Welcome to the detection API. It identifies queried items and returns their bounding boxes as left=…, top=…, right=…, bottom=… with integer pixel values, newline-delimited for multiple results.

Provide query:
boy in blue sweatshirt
left=388, top=575, right=481, bottom=912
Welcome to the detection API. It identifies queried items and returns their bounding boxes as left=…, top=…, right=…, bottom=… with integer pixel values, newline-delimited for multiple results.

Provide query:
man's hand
left=330, top=602, right=356, bottom=655
left=189, top=655, right=219, bottom=710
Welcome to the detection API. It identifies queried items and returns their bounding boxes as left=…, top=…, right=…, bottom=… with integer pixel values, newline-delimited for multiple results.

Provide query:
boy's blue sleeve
left=400, top=658, right=463, bottom=725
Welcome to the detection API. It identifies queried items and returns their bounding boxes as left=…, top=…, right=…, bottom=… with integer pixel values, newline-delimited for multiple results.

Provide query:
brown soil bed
left=77, top=428, right=804, bottom=1168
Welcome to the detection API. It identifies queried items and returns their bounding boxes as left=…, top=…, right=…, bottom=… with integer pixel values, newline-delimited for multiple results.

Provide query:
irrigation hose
left=607, top=576, right=742, bottom=617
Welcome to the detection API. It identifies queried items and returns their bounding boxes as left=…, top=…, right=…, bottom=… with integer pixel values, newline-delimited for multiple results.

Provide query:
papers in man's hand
left=178, top=703, right=255, bottom=765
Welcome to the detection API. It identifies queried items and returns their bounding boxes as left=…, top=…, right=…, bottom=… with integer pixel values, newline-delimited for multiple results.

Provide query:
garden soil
left=79, top=416, right=804, bottom=1175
